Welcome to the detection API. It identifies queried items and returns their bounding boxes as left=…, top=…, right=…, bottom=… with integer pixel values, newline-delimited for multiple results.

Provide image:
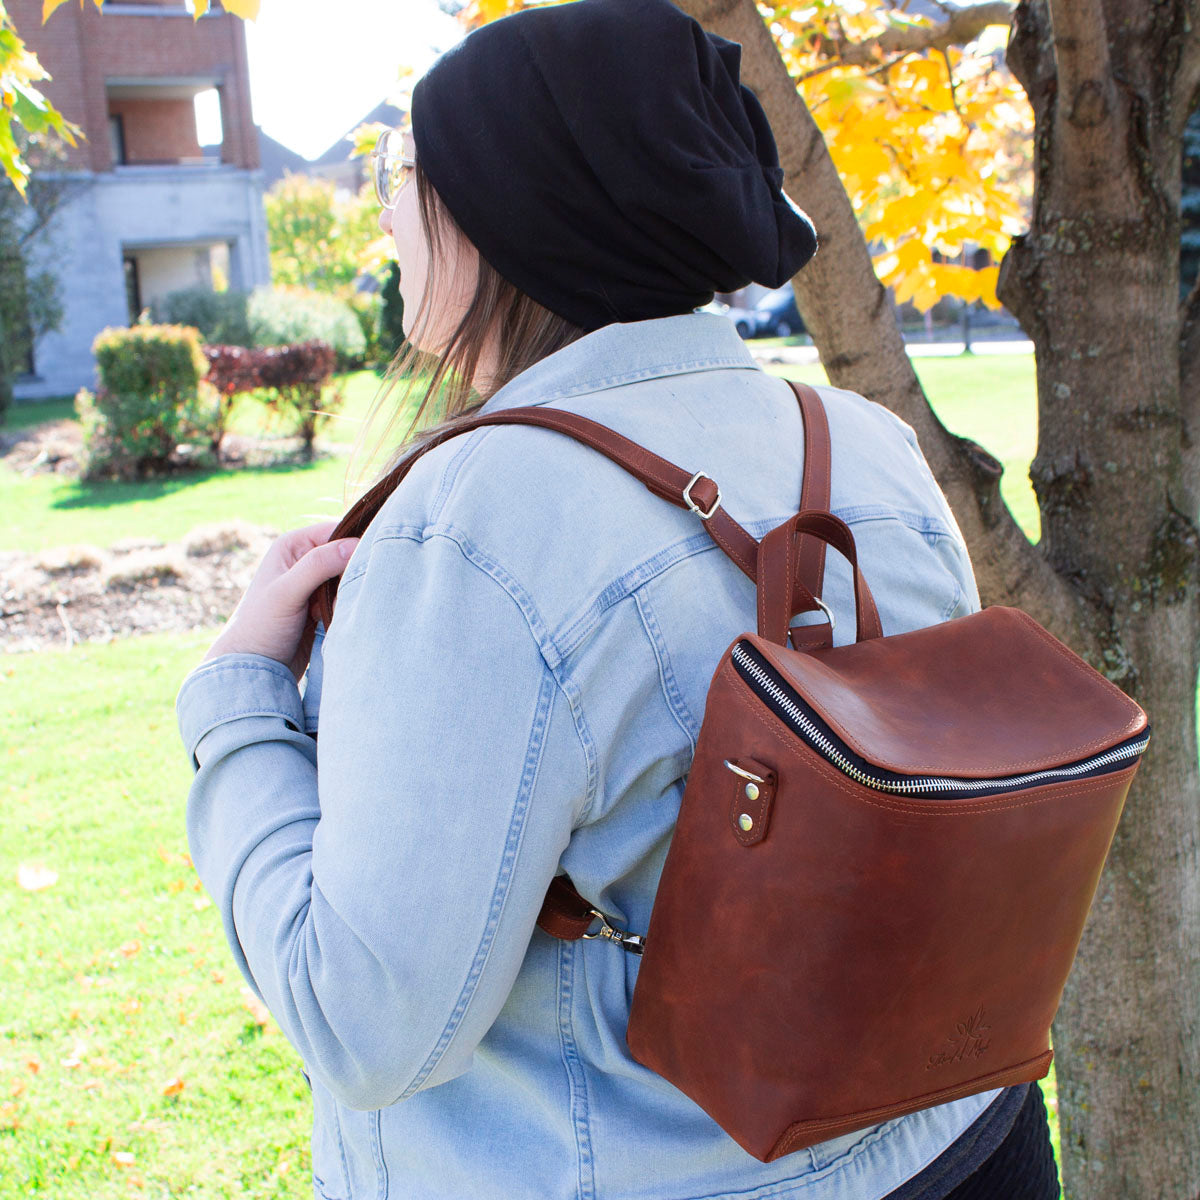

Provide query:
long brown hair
left=313, top=160, right=586, bottom=631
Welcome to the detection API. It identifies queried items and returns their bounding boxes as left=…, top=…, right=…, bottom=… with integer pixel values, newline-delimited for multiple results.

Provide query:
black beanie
left=409, top=0, right=817, bottom=332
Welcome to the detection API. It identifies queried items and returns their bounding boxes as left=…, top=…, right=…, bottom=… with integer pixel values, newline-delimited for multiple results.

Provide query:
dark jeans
left=886, top=1082, right=1062, bottom=1200
left=942, top=1082, right=1061, bottom=1199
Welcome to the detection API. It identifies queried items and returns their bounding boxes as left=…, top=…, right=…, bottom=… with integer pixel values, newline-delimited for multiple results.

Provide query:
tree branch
left=1045, top=0, right=1112, bottom=89
left=809, top=1, right=1015, bottom=67
left=1169, top=2, right=1200, bottom=135
left=1044, top=0, right=1128, bottom=188
left=1182, top=272, right=1200, bottom=497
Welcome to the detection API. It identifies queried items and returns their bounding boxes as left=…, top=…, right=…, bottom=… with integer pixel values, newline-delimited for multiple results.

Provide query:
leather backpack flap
left=746, top=604, right=1148, bottom=778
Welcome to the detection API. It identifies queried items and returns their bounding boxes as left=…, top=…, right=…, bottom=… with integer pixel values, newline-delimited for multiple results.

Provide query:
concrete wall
left=14, top=165, right=271, bottom=400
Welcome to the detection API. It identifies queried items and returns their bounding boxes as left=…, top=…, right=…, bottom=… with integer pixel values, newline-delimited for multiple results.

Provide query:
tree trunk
left=999, top=3, right=1200, bottom=1195
left=676, top=1, right=1200, bottom=1194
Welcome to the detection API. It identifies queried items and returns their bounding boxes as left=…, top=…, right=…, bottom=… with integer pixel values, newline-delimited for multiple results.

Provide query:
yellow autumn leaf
left=162, top=1077, right=185, bottom=1097
left=41, top=0, right=72, bottom=20
left=16, top=863, right=58, bottom=891
left=219, top=0, right=260, bottom=19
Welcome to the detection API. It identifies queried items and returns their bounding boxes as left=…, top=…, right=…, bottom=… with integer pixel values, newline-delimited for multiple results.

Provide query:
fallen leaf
left=16, top=863, right=58, bottom=891
left=118, top=940, right=141, bottom=958
left=240, top=986, right=272, bottom=1029
left=111, top=1150, right=135, bottom=1167
left=161, top=1077, right=185, bottom=1097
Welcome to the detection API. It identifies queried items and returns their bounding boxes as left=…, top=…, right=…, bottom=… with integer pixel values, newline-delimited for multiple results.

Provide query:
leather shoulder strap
left=524, top=378, right=833, bottom=944
left=367, top=379, right=830, bottom=589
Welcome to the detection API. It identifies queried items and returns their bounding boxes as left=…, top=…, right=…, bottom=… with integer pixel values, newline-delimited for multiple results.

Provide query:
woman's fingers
left=276, top=537, right=360, bottom=613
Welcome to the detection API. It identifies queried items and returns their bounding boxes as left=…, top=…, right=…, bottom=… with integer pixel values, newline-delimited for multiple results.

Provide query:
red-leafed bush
left=202, top=340, right=341, bottom=462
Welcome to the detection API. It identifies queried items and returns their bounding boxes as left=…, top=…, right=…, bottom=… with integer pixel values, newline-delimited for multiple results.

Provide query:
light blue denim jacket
left=176, top=312, right=1002, bottom=1200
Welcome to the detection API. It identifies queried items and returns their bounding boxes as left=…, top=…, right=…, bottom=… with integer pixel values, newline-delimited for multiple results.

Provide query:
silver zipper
left=731, top=641, right=1150, bottom=797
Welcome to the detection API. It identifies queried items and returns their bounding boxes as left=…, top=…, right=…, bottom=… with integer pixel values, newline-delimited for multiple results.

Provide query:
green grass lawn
left=0, top=631, right=1062, bottom=1197
left=0, top=630, right=311, bottom=1198
left=4, top=357, right=1041, bottom=552
left=0, top=353, right=1058, bottom=1195
left=0, top=372, right=400, bottom=554
left=770, top=354, right=1040, bottom=543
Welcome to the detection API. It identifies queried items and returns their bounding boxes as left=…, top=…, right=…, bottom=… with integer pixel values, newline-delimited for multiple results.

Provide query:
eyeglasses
left=369, top=127, right=416, bottom=209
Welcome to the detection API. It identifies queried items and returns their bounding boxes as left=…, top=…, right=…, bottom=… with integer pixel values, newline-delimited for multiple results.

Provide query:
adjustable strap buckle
left=581, top=908, right=646, bottom=956
left=683, top=470, right=722, bottom=521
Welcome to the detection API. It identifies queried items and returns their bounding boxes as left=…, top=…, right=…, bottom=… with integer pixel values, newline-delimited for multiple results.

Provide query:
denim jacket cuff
left=175, top=652, right=305, bottom=771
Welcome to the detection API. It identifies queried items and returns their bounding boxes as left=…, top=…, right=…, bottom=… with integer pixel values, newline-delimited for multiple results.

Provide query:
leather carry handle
left=757, top=510, right=884, bottom=649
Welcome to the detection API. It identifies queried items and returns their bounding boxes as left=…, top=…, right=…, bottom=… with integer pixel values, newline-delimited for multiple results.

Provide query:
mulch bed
left=0, top=525, right=281, bottom=654
left=1, top=420, right=343, bottom=653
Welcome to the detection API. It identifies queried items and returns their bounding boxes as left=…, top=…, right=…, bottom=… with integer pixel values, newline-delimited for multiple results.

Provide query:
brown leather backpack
left=326, top=379, right=1151, bottom=1163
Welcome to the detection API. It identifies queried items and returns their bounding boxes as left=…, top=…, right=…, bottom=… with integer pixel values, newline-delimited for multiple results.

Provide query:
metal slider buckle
left=581, top=908, right=646, bottom=956
left=683, top=470, right=722, bottom=520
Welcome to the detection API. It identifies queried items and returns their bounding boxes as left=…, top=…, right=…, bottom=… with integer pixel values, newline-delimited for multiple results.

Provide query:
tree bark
left=1001, top=3, right=1200, bottom=1194
left=675, top=1, right=1200, bottom=1194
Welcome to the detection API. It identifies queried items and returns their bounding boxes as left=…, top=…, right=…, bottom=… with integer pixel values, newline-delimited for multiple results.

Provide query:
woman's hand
left=201, top=520, right=360, bottom=683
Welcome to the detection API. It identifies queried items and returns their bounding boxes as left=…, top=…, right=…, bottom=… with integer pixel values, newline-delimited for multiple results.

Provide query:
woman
left=175, top=1, right=1061, bottom=1196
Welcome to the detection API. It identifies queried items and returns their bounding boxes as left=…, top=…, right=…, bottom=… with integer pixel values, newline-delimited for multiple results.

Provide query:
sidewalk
left=752, top=338, right=1034, bottom=367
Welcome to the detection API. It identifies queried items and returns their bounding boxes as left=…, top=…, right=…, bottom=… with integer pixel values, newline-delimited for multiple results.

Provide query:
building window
left=124, top=255, right=142, bottom=324
left=109, top=114, right=127, bottom=166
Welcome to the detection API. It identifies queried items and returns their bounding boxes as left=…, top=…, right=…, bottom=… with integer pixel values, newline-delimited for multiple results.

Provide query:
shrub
left=202, top=340, right=340, bottom=461
left=75, top=324, right=219, bottom=480
left=348, top=288, right=387, bottom=370
left=247, top=287, right=366, bottom=371
left=378, top=261, right=406, bottom=365
left=153, top=287, right=252, bottom=347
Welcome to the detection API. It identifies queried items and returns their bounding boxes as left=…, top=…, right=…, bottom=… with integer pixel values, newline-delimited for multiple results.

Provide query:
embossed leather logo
left=926, top=1006, right=992, bottom=1070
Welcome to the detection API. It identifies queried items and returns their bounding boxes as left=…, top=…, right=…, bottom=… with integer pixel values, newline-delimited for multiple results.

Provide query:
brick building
left=10, top=0, right=270, bottom=399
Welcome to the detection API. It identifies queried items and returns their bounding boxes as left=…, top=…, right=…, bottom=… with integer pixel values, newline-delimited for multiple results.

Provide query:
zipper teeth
left=731, top=642, right=1149, bottom=796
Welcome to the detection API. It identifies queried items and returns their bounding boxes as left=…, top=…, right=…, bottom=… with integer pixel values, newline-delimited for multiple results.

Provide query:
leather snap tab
left=727, top=757, right=776, bottom=846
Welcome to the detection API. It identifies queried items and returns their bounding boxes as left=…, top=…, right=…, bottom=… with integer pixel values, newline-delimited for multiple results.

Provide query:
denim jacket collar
left=478, top=311, right=759, bottom=414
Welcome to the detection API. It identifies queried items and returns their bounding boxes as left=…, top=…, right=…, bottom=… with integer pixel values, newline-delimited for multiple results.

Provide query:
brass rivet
left=744, top=782, right=760, bottom=801
left=738, top=813, right=754, bottom=832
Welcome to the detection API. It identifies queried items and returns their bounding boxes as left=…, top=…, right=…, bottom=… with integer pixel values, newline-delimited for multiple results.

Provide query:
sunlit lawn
left=0, top=371, right=397, bottom=554
left=0, top=351, right=1062, bottom=1196
left=3, top=357, right=1040, bottom=553
left=0, top=630, right=311, bottom=1198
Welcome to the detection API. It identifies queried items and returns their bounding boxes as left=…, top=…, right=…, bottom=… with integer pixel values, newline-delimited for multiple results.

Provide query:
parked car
left=725, top=304, right=760, bottom=338
left=724, top=286, right=806, bottom=340
left=753, top=286, right=805, bottom=338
